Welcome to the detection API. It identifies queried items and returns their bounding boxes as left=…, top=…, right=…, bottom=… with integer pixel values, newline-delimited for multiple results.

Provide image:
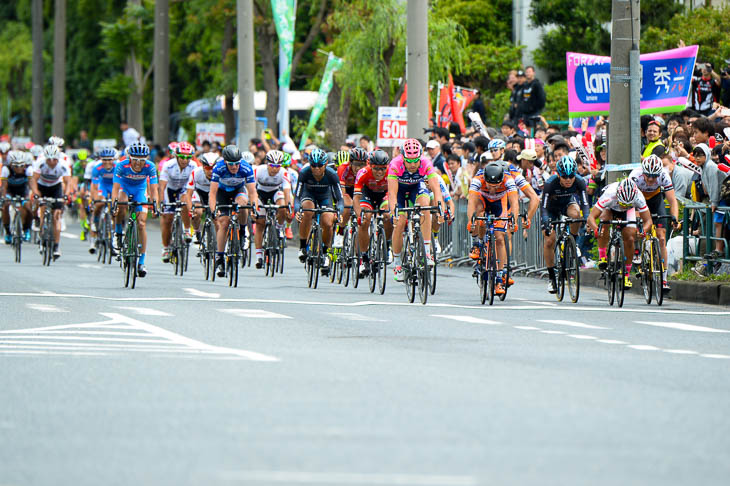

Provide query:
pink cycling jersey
left=387, top=154, right=437, bottom=185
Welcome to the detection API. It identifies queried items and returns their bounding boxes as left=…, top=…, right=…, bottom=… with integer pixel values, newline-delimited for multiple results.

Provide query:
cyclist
left=1, top=151, right=33, bottom=242
left=159, top=141, right=197, bottom=262
left=467, top=163, right=519, bottom=295
left=185, top=152, right=218, bottom=244
left=587, top=178, right=653, bottom=290
left=335, top=147, right=369, bottom=248
left=159, top=141, right=179, bottom=172
left=209, top=145, right=258, bottom=278
left=540, top=155, right=591, bottom=294
left=281, top=151, right=297, bottom=240
left=0, top=141, right=10, bottom=165
left=89, top=148, right=118, bottom=254
left=72, top=149, right=93, bottom=242
left=334, top=150, right=350, bottom=167
left=294, top=147, right=344, bottom=275
left=353, top=149, right=392, bottom=277
left=253, top=150, right=292, bottom=269
left=429, top=175, right=455, bottom=256
left=485, top=139, right=540, bottom=227
left=387, top=138, right=445, bottom=282
left=629, top=154, right=678, bottom=291
left=111, top=142, right=160, bottom=277
left=30, top=144, right=73, bottom=260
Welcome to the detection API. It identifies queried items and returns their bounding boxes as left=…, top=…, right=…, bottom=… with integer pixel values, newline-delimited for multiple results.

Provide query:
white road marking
left=0, top=313, right=278, bottom=361
left=25, top=303, right=68, bottom=313
left=537, top=319, right=608, bottom=330
left=220, top=309, right=292, bottom=319
left=4, top=292, right=730, bottom=316
left=663, top=349, right=699, bottom=355
left=77, top=263, right=103, bottom=269
left=540, top=330, right=566, bottom=335
left=60, top=232, right=78, bottom=239
left=525, top=300, right=558, bottom=306
left=216, top=470, right=478, bottom=485
left=183, top=288, right=220, bottom=299
left=567, top=334, right=597, bottom=340
left=430, top=315, right=500, bottom=325
left=596, top=339, right=628, bottom=344
left=514, top=325, right=541, bottom=330
left=700, top=354, right=730, bottom=359
left=627, top=345, right=661, bottom=351
left=633, top=321, right=730, bottom=333
left=329, top=312, right=388, bottom=322
left=114, top=306, right=173, bottom=316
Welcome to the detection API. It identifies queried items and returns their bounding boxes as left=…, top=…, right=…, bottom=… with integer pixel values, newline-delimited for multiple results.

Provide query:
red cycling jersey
left=337, top=163, right=357, bottom=187
left=354, top=166, right=388, bottom=194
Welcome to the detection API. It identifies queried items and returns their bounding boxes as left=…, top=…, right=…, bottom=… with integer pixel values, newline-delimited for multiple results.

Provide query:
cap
left=517, top=70, right=526, bottom=77
left=426, top=140, right=440, bottom=149
left=517, top=149, right=537, bottom=161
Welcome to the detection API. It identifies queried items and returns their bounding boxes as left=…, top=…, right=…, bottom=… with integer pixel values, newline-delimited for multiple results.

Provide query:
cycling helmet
left=642, top=154, right=663, bottom=176
left=488, top=138, right=506, bottom=150
left=369, top=149, right=390, bottom=166
left=281, top=152, right=292, bottom=167
left=265, top=150, right=285, bottom=165
left=402, top=138, right=423, bottom=160
left=167, top=142, right=179, bottom=155
left=335, top=150, right=350, bottom=166
left=222, top=145, right=242, bottom=162
left=309, top=148, right=328, bottom=167
left=556, top=155, right=577, bottom=178
left=48, top=136, right=64, bottom=147
left=127, top=141, right=150, bottom=158
left=77, top=149, right=88, bottom=161
left=241, top=150, right=255, bottom=165
left=350, top=147, right=369, bottom=163
left=29, top=145, right=44, bottom=158
left=0, top=142, right=10, bottom=153
left=176, top=141, right=195, bottom=156
left=616, top=178, right=638, bottom=206
left=8, top=151, right=25, bottom=166
left=483, top=163, right=505, bottom=184
left=99, top=147, right=117, bottom=159
left=43, top=144, right=61, bottom=160
left=23, top=151, right=35, bottom=165
left=200, top=152, right=220, bottom=168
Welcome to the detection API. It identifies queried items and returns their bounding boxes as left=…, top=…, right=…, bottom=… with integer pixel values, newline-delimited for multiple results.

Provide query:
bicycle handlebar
left=300, top=207, right=338, bottom=213
left=549, top=218, right=587, bottom=226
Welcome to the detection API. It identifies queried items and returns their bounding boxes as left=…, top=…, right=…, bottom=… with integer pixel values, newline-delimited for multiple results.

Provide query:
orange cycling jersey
left=469, top=170, right=518, bottom=202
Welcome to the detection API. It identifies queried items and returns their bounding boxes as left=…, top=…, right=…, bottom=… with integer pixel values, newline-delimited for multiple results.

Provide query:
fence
left=682, top=201, right=730, bottom=274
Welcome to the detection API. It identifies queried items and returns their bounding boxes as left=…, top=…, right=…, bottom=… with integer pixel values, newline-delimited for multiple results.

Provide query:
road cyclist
left=1, top=150, right=33, bottom=244
left=335, top=147, right=369, bottom=249
left=159, top=141, right=197, bottom=263
left=89, top=148, right=118, bottom=254
left=253, top=149, right=292, bottom=269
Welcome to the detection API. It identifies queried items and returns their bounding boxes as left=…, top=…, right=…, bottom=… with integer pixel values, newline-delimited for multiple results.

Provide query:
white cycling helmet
left=199, top=152, right=220, bottom=168
left=7, top=150, right=25, bottom=166
left=616, top=178, right=638, bottom=206
left=241, top=150, right=255, bottom=165
left=641, top=154, right=663, bottom=176
left=29, top=145, right=44, bottom=158
left=0, top=142, right=10, bottom=153
left=43, top=144, right=61, bottom=160
left=23, top=151, right=35, bottom=165
left=48, top=136, right=65, bottom=147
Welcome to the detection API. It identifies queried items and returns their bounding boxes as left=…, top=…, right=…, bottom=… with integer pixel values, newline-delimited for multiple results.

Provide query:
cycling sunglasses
left=559, top=174, right=576, bottom=179
left=177, top=154, right=193, bottom=160
left=225, top=161, right=241, bottom=166
left=130, top=156, right=147, bottom=163
left=403, top=156, right=421, bottom=164
left=372, top=165, right=387, bottom=171
left=618, top=201, right=633, bottom=208
left=642, top=172, right=658, bottom=178
left=268, top=163, right=282, bottom=168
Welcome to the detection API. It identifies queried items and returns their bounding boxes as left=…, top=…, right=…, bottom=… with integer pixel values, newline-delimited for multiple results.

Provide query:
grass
left=670, top=269, right=730, bottom=283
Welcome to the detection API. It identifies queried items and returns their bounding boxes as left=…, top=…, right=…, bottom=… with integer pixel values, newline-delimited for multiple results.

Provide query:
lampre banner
left=566, top=45, right=698, bottom=117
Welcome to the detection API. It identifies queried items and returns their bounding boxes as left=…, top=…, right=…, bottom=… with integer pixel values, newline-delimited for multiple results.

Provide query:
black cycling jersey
left=294, top=166, right=344, bottom=213
left=540, top=174, right=590, bottom=221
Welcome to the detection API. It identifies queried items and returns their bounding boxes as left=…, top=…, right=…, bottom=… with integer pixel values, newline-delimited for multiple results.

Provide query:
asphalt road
left=1, top=221, right=729, bottom=486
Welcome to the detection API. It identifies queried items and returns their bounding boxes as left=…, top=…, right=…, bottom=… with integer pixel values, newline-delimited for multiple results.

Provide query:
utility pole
left=406, top=0, right=429, bottom=139
left=32, top=0, right=44, bottom=143
left=237, top=0, right=257, bottom=146
left=153, top=0, right=170, bottom=145
left=607, top=0, right=641, bottom=182
left=52, top=0, right=67, bottom=139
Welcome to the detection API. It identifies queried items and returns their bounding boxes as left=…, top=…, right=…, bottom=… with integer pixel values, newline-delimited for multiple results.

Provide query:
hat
left=426, top=140, right=440, bottom=149
left=517, top=70, right=526, bottom=77
left=517, top=149, right=537, bottom=161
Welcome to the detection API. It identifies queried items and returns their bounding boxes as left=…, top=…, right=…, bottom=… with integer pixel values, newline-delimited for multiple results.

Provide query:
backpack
left=720, top=173, right=730, bottom=201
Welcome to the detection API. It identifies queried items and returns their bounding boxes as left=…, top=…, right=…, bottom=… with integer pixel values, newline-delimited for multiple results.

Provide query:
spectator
left=120, top=121, right=140, bottom=148
left=461, top=141, right=475, bottom=166
left=448, top=153, right=470, bottom=199
left=359, top=135, right=372, bottom=151
left=501, top=120, right=516, bottom=139
left=642, top=120, right=665, bottom=158
left=693, top=143, right=729, bottom=254
left=508, top=71, right=525, bottom=122
left=471, top=90, right=486, bottom=124
left=721, top=61, right=730, bottom=107
left=661, top=152, right=693, bottom=199
left=691, top=63, right=721, bottom=117
left=518, top=66, right=546, bottom=129
left=692, top=116, right=714, bottom=145
left=77, top=130, right=92, bottom=151
left=517, top=148, right=543, bottom=195
left=426, top=139, right=446, bottom=174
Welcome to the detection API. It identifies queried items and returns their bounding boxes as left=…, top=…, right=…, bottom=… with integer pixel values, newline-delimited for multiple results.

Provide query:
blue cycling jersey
left=113, top=158, right=158, bottom=189
left=92, top=162, right=116, bottom=193
left=211, top=160, right=255, bottom=192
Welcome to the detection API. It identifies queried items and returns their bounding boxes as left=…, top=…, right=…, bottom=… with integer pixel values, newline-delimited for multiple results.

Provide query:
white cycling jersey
left=186, top=166, right=211, bottom=193
left=629, top=167, right=673, bottom=199
left=33, top=158, right=71, bottom=187
left=255, top=164, right=291, bottom=194
left=160, top=159, right=196, bottom=191
left=595, top=181, right=648, bottom=213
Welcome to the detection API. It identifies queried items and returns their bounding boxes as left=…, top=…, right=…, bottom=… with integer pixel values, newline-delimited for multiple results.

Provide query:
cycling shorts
left=38, top=183, right=65, bottom=210
left=162, top=187, right=187, bottom=214
left=359, top=187, right=388, bottom=211
left=645, top=194, right=668, bottom=227
left=476, top=194, right=509, bottom=232
left=395, top=183, right=429, bottom=209
left=216, top=187, right=248, bottom=216
left=119, top=184, right=149, bottom=212
left=300, top=186, right=332, bottom=209
left=255, top=189, right=285, bottom=217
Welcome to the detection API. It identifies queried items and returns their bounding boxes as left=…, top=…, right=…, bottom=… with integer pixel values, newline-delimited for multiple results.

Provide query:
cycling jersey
left=187, top=166, right=211, bottom=193
left=1, top=165, right=33, bottom=197
left=502, top=162, right=530, bottom=190
left=430, top=177, right=452, bottom=202
left=354, top=166, right=388, bottom=195
left=255, top=164, right=291, bottom=193
left=540, top=174, right=590, bottom=221
left=387, top=155, right=437, bottom=185
left=469, top=170, right=518, bottom=202
left=33, top=159, right=71, bottom=187
left=629, top=167, right=673, bottom=199
left=92, top=162, right=116, bottom=196
left=337, top=163, right=358, bottom=187
left=294, top=166, right=343, bottom=212
left=595, top=181, right=648, bottom=213
left=211, top=160, right=254, bottom=192
left=114, top=159, right=158, bottom=189
left=160, top=159, right=196, bottom=192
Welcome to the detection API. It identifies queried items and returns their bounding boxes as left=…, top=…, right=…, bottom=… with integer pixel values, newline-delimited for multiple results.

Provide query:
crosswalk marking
left=183, top=288, right=220, bottom=299
left=0, top=313, right=278, bottom=361
left=430, top=315, right=500, bottom=325
left=25, top=303, right=68, bottom=313
left=329, top=312, right=387, bottom=322
left=633, top=321, right=730, bottom=333
left=115, top=306, right=173, bottom=316
left=537, top=319, right=608, bottom=330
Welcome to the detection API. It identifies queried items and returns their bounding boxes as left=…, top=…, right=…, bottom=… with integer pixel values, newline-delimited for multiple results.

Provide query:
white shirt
left=186, top=166, right=211, bottom=193
left=160, top=159, right=196, bottom=191
left=122, top=127, right=140, bottom=147
left=595, top=181, right=648, bottom=213
left=629, top=167, right=673, bottom=199
left=254, top=165, right=291, bottom=193
left=33, top=158, right=71, bottom=187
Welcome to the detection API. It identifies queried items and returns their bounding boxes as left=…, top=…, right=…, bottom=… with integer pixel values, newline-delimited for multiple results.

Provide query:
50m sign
left=377, top=107, right=408, bottom=147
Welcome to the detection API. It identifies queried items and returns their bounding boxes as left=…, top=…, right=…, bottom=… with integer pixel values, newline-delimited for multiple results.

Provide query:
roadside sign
left=377, top=107, right=408, bottom=147
left=195, top=123, right=226, bottom=149
left=93, top=139, right=117, bottom=153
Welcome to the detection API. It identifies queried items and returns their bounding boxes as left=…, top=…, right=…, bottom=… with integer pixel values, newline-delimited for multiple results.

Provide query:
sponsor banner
left=376, top=107, right=408, bottom=148
left=195, top=123, right=225, bottom=149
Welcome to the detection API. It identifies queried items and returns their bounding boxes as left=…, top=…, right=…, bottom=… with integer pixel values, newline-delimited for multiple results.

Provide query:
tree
left=0, top=21, right=32, bottom=134
left=52, top=0, right=67, bottom=138
left=153, top=0, right=169, bottom=145
left=32, top=0, right=44, bottom=142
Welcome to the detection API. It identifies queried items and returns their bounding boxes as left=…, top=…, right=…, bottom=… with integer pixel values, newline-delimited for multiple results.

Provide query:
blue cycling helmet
left=99, top=147, right=116, bottom=159
left=309, top=148, right=328, bottom=167
left=127, top=142, right=150, bottom=158
left=556, top=155, right=577, bottom=178
left=488, top=139, right=506, bottom=150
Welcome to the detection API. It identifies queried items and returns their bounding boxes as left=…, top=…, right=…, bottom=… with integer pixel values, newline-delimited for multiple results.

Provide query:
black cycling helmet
left=483, top=163, right=505, bottom=184
left=350, top=147, right=369, bottom=163
left=369, top=149, right=389, bottom=166
left=221, top=144, right=242, bottom=163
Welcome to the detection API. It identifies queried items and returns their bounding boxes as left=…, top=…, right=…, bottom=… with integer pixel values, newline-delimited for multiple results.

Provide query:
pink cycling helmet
left=402, top=138, right=423, bottom=160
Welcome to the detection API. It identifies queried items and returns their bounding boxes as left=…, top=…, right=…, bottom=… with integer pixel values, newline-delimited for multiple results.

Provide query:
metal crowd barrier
left=682, top=201, right=730, bottom=274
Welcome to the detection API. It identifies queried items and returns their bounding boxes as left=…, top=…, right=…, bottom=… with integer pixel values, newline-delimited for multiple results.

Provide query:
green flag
left=299, top=53, right=344, bottom=150
left=271, top=0, right=296, bottom=88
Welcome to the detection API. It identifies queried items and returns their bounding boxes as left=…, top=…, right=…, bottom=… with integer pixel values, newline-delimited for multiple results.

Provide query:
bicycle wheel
left=555, top=241, right=565, bottom=302
left=312, top=227, right=321, bottom=289
left=651, top=238, right=664, bottom=306
left=377, top=228, right=387, bottom=295
left=342, top=227, right=351, bottom=287
left=487, top=236, right=497, bottom=306
left=105, top=214, right=114, bottom=265
left=129, top=225, right=139, bottom=289
left=499, top=231, right=511, bottom=301
left=230, top=229, right=240, bottom=287
left=351, top=226, right=360, bottom=289
left=640, top=241, right=653, bottom=305
left=565, top=234, right=580, bottom=303
left=278, top=232, right=285, bottom=274
left=614, top=239, right=625, bottom=308
left=607, top=241, right=616, bottom=306
left=403, top=234, right=415, bottom=303
left=13, top=213, right=22, bottom=263
left=416, top=232, right=429, bottom=305
left=368, top=233, right=377, bottom=293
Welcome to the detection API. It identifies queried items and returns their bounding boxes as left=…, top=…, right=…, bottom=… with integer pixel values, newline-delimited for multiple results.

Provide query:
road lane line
left=700, top=354, right=730, bottom=359
left=77, top=263, right=103, bottom=269
left=537, top=319, right=608, bottom=330
left=114, top=306, right=173, bottom=316
left=25, top=303, right=68, bottom=313
left=216, top=470, right=478, bottom=485
left=663, top=349, right=699, bottom=355
left=633, top=321, right=730, bottom=333
left=183, top=288, right=220, bottom=299
left=514, top=326, right=541, bottom=330
left=430, top=315, right=500, bottom=325
left=220, top=309, right=292, bottom=319
left=328, top=312, right=388, bottom=322
left=525, top=300, right=558, bottom=306
left=567, top=334, right=597, bottom=340
left=60, top=232, right=78, bottom=239
left=596, top=339, right=628, bottom=344
left=540, top=330, right=566, bottom=334
left=627, top=345, right=661, bottom=351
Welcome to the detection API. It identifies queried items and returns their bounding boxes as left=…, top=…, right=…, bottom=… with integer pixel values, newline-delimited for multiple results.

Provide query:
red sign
left=376, top=107, right=408, bottom=147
